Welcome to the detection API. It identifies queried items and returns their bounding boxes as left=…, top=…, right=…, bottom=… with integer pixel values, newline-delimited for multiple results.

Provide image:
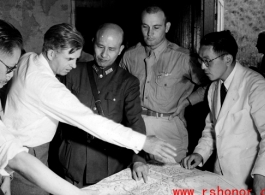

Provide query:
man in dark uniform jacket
left=58, top=23, right=148, bottom=187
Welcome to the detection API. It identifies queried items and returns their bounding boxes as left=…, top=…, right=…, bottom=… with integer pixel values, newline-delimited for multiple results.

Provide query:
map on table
left=83, top=163, right=239, bottom=195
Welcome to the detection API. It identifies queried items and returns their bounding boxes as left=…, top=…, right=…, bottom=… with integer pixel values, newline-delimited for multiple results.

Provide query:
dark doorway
left=74, top=0, right=204, bottom=53
left=75, top=0, right=146, bottom=54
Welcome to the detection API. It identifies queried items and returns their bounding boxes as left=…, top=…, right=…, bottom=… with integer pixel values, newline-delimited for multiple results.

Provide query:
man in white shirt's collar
left=0, top=19, right=98, bottom=195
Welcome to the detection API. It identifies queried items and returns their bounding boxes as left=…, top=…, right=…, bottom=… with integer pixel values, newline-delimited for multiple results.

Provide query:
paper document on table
left=84, top=164, right=239, bottom=195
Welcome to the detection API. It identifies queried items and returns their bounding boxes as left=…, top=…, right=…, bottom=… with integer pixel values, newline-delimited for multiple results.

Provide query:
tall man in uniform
left=58, top=23, right=148, bottom=187
left=120, top=6, right=206, bottom=163
left=2, top=23, right=176, bottom=195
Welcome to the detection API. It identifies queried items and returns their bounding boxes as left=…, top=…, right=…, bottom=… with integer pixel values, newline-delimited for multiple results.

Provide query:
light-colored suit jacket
left=194, top=62, right=265, bottom=189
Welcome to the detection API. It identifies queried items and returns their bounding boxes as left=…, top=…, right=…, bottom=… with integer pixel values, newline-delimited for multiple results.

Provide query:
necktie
left=220, top=83, right=227, bottom=107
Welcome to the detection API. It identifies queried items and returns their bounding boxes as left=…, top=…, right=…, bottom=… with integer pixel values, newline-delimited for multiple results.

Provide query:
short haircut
left=258, top=30, right=265, bottom=41
left=200, top=30, right=238, bottom=61
left=0, top=19, right=23, bottom=54
left=42, top=23, right=84, bottom=54
left=141, top=5, right=168, bottom=24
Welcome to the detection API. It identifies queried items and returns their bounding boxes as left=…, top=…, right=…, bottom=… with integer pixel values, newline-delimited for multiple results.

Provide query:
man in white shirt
left=3, top=23, right=176, bottom=195
left=182, top=30, right=265, bottom=194
left=0, top=19, right=98, bottom=195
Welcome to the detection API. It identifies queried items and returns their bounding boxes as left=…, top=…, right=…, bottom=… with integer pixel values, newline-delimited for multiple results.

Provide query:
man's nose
left=101, top=48, right=108, bottom=58
left=201, top=62, right=207, bottom=70
left=71, top=61, right=77, bottom=69
left=147, top=28, right=153, bottom=36
left=6, top=72, right=14, bottom=80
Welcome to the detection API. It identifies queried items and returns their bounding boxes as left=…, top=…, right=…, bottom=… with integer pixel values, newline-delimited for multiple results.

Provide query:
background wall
left=224, top=0, right=265, bottom=67
left=0, top=0, right=71, bottom=53
left=1, top=0, right=264, bottom=66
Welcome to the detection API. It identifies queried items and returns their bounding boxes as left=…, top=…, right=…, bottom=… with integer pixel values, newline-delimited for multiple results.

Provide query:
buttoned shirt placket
left=143, top=51, right=155, bottom=105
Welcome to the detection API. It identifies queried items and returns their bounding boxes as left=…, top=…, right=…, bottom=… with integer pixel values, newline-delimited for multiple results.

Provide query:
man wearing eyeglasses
left=0, top=59, right=17, bottom=84
left=182, top=30, right=265, bottom=193
left=0, top=52, right=19, bottom=92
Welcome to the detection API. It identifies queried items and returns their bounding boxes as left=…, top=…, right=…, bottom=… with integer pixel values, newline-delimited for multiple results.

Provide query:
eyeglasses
left=198, top=53, right=227, bottom=68
left=0, top=58, right=18, bottom=74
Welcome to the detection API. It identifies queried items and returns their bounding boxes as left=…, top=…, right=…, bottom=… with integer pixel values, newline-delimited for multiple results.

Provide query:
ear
left=165, top=22, right=171, bottom=33
left=225, top=54, right=233, bottom=66
left=46, top=49, right=56, bottom=61
left=118, top=45, right=125, bottom=55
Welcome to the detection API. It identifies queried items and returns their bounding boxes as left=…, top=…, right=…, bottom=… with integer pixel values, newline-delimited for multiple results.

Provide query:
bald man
left=57, top=23, right=148, bottom=187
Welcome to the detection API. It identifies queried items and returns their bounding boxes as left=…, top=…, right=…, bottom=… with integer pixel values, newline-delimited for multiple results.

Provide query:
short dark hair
left=0, top=19, right=23, bottom=54
left=42, top=23, right=84, bottom=54
left=142, top=6, right=168, bottom=24
left=258, top=30, right=265, bottom=42
left=200, top=30, right=238, bottom=62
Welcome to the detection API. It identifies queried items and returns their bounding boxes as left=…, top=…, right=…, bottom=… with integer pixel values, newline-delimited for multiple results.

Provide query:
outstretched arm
left=8, top=151, right=97, bottom=195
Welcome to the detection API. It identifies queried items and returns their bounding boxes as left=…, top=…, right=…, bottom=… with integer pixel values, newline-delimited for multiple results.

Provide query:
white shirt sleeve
left=0, top=122, right=28, bottom=176
left=30, top=74, right=146, bottom=153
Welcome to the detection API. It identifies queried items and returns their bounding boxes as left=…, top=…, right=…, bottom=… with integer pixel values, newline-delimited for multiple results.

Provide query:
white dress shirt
left=1, top=53, right=146, bottom=172
left=0, top=120, right=28, bottom=176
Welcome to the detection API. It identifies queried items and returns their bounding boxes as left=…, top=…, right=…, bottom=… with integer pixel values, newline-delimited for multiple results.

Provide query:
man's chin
left=145, top=40, right=155, bottom=47
left=205, top=73, right=214, bottom=81
left=208, top=77, right=219, bottom=82
left=63, top=70, right=73, bottom=76
left=57, top=72, right=68, bottom=76
left=98, top=63, right=110, bottom=68
left=0, top=82, right=6, bottom=88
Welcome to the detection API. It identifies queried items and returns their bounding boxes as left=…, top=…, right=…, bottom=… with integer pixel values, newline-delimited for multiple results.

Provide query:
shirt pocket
left=155, top=74, right=178, bottom=88
left=104, top=91, right=122, bottom=117
left=155, top=74, right=180, bottom=102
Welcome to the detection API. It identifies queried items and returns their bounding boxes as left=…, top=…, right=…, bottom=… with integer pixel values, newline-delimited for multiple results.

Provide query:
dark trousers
left=11, top=143, right=50, bottom=195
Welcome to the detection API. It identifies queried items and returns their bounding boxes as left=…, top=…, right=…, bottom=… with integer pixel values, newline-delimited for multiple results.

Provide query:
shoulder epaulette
left=125, top=42, right=144, bottom=53
left=168, top=42, right=190, bottom=55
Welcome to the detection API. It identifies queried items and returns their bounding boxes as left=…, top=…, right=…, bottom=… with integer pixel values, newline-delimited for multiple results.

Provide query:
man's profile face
left=141, top=11, right=170, bottom=49
left=94, top=29, right=124, bottom=68
left=198, top=45, right=228, bottom=81
left=0, top=47, right=21, bottom=88
left=50, top=48, right=82, bottom=76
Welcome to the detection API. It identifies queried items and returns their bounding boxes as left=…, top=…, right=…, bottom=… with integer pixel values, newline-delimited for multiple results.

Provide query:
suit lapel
left=210, top=82, right=219, bottom=122
left=217, top=63, right=244, bottom=130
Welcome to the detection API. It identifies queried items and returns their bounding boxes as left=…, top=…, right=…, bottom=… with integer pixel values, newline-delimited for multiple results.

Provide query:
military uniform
left=58, top=61, right=146, bottom=186
left=120, top=40, right=206, bottom=163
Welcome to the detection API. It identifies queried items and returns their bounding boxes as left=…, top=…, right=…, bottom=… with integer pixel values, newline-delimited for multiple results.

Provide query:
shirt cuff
left=128, top=132, right=146, bottom=154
